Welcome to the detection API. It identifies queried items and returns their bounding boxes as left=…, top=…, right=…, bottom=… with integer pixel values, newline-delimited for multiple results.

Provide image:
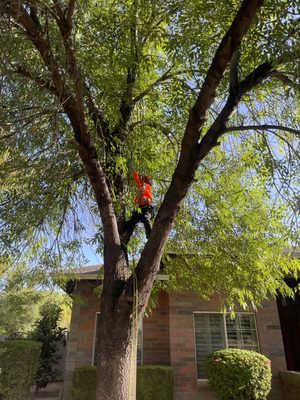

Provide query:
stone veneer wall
left=62, top=282, right=286, bottom=400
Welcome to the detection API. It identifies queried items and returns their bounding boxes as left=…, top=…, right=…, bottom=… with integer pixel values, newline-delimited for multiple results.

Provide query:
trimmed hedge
left=204, top=349, right=272, bottom=400
left=137, top=365, right=174, bottom=400
left=72, top=366, right=96, bottom=400
left=72, top=365, right=174, bottom=400
left=0, top=340, right=41, bottom=400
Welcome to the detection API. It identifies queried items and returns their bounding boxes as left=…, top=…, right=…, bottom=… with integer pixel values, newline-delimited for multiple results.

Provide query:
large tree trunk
left=96, top=281, right=139, bottom=400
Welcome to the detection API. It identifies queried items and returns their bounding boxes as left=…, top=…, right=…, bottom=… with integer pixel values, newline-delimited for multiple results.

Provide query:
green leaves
left=0, top=0, right=299, bottom=309
left=163, top=144, right=300, bottom=309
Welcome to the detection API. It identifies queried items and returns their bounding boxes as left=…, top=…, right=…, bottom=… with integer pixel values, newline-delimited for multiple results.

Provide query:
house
left=61, top=258, right=300, bottom=400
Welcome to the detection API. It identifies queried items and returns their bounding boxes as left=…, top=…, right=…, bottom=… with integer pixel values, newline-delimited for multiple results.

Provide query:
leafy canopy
left=0, top=0, right=299, bottom=307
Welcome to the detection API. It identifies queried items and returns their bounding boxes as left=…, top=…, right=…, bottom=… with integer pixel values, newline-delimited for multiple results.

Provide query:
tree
left=0, top=1, right=300, bottom=399
left=30, top=303, right=66, bottom=390
left=0, top=264, right=71, bottom=337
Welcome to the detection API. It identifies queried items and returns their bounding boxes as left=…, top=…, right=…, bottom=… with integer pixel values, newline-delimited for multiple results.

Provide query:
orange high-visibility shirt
left=132, top=171, right=153, bottom=207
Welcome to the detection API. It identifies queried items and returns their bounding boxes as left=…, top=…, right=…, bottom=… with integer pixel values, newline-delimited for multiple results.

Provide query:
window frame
left=92, top=312, right=100, bottom=366
left=193, top=311, right=260, bottom=381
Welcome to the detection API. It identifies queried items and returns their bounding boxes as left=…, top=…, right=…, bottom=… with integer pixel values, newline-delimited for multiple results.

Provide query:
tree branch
left=4, top=2, right=125, bottom=267
left=197, top=61, right=274, bottom=161
left=134, top=0, right=265, bottom=305
left=229, top=50, right=240, bottom=95
left=270, top=70, right=297, bottom=87
left=5, top=1, right=86, bottom=142
left=12, top=66, right=57, bottom=95
left=223, top=124, right=300, bottom=137
left=84, top=85, right=110, bottom=140
left=116, top=0, right=140, bottom=134
left=129, top=120, right=180, bottom=147
left=51, top=2, right=110, bottom=144
left=66, top=0, right=76, bottom=26
left=51, top=0, right=88, bottom=145
left=132, top=68, right=173, bottom=104
left=132, top=69, right=202, bottom=104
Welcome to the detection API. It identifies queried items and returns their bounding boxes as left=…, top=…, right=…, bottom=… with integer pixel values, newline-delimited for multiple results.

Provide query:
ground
left=29, top=382, right=63, bottom=400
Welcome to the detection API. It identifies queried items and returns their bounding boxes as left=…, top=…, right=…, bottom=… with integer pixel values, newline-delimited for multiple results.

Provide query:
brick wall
left=62, top=282, right=286, bottom=400
left=62, top=280, right=100, bottom=400
left=168, top=291, right=286, bottom=400
left=143, top=291, right=170, bottom=365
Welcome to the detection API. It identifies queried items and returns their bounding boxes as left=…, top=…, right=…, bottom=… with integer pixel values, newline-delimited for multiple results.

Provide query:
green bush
left=72, top=366, right=97, bottom=400
left=30, top=303, right=66, bottom=390
left=0, top=340, right=41, bottom=400
left=137, top=365, right=174, bottom=400
left=204, top=349, right=272, bottom=400
left=72, top=365, right=174, bottom=400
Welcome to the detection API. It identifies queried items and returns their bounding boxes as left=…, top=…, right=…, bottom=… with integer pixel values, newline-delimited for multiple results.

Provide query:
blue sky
left=82, top=244, right=102, bottom=265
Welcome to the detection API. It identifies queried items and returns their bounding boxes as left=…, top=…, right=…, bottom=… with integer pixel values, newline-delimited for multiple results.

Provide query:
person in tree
left=121, top=171, right=154, bottom=245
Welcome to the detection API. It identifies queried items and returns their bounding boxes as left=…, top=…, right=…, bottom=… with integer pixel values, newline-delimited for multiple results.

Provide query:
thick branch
left=197, top=61, right=274, bottom=161
left=66, top=0, right=76, bottom=26
left=5, top=2, right=122, bottom=257
left=6, top=1, right=87, bottom=143
left=134, top=0, right=265, bottom=305
left=52, top=0, right=89, bottom=148
left=51, top=2, right=110, bottom=144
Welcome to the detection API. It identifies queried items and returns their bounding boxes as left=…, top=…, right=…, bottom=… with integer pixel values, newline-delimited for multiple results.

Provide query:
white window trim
left=193, top=311, right=260, bottom=381
left=138, top=320, right=144, bottom=365
left=92, top=312, right=100, bottom=366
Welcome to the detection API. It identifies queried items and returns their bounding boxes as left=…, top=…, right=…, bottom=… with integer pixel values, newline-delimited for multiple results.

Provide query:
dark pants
left=123, top=206, right=152, bottom=244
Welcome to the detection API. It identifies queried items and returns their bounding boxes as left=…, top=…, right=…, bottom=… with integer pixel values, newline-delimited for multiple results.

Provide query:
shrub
left=0, top=340, right=41, bottom=400
left=72, top=367, right=97, bottom=400
left=72, top=365, right=174, bottom=400
left=137, top=365, right=174, bottom=400
left=204, top=349, right=272, bottom=400
left=30, top=303, right=66, bottom=390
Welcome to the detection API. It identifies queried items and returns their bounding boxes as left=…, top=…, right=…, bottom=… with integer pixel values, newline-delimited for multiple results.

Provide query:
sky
left=82, top=244, right=102, bottom=265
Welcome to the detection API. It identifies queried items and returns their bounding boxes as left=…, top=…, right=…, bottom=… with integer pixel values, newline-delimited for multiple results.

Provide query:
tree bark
left=96, top=301, right=138, bottom=400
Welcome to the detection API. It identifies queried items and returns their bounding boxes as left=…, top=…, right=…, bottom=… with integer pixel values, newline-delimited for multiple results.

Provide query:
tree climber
left=121, top=171, right=155, bottom=245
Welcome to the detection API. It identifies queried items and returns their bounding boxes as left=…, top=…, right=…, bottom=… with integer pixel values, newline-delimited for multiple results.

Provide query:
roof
left=64, top=264, right=169, bottom=295
left=63, top=248, right=299, bottom=294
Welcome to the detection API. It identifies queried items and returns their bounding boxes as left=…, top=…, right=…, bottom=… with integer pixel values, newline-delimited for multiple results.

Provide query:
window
left=92, top=313, right=143, bottom=366
left=194, top=313, right=259, bottom=379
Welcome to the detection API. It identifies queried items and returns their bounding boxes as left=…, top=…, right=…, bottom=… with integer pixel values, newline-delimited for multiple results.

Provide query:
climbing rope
left=128, top=262, right=139, bottom=400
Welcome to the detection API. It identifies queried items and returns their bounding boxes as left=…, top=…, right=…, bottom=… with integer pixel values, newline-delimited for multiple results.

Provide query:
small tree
left=31, top=303, right=66, bottom=390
